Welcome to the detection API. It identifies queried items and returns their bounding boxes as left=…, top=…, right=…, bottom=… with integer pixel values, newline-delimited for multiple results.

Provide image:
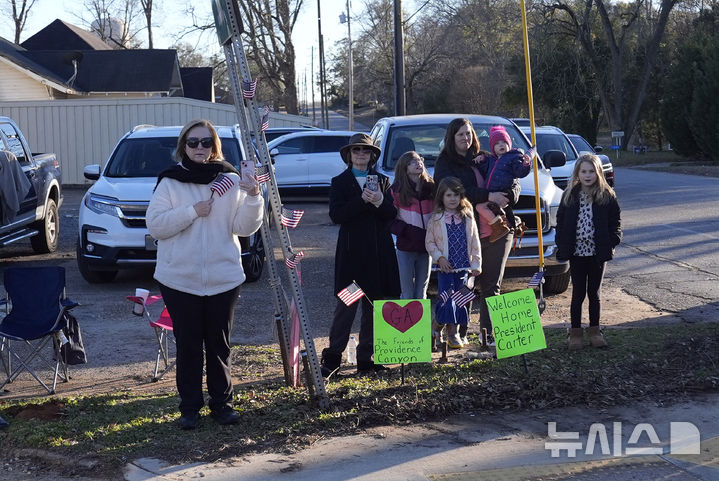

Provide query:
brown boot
left=489, top=217, right=511, bottom=242
left=568, top=328, right=584, bottom=350
left=587, top=326, right=608, bottom=348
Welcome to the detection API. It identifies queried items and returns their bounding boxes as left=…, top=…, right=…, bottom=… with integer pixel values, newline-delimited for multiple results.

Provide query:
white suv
left=77, top=125, right=265, bottom=283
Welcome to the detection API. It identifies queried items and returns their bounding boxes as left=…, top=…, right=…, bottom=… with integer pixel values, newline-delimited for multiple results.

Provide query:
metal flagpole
left=213, top=0, right=329, bottom=409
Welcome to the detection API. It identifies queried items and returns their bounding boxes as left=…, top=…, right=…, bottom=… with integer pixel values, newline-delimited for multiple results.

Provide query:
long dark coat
left=556, top=185, right=622, bottom=263
left=329, top=168, right=400, bottom=300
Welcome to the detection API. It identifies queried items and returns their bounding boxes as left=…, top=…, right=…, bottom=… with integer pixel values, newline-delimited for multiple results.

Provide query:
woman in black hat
left=321, top=133, right=400, bottom=377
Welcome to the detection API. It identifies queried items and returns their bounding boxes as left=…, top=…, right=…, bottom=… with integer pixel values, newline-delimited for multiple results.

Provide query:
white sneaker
left=448, top=332, right=464, bottom=349
left=461, top=336, right=469, bottom=346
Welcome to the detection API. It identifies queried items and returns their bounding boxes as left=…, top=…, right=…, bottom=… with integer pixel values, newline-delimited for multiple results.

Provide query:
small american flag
left=337, top=282, right=365, bottom=306
left=439, top=289, right=452, bottom=305
left=241, top=80, right=257, bottom=99
left=255, top=164, right=271, bottom=183
left=260, top=106, right=270, bottom=131
left=210, top=174, right=234, bottom=198
left=285, top=250, right=305, bottom=269
left=528, top=271, right=544, bottom=288
left=280, top=207, right=304, bottom=228
left=451, top=285, right=476, bottom=308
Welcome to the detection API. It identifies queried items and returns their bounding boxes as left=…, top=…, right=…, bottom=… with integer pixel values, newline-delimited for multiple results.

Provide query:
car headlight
left=84, top=193, right=121, bottom=217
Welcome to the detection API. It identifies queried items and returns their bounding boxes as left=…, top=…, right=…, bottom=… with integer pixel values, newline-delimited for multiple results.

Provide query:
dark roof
left=0, top=36, right=69, bottom=87
left=180, top=67, right=214, bottom=101
left=21, top=49, right=183, bottom=93
left=21, top=19, right=112, bottom=51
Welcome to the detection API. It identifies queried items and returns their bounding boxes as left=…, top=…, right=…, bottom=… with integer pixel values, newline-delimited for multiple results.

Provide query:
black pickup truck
left=0, top=116, right=62, bottom=253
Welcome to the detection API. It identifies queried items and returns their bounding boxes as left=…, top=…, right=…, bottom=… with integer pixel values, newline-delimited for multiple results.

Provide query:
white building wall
left=0, top=98, right=312, bottom=184
left=0, top=62, right=53, bottom=101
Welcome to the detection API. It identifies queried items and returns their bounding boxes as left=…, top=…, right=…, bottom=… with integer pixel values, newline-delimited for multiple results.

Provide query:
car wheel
left=241, top=232, right=265, bottom=283
left=544, top=271, right=570, bottom=294
left=76, top=240, right=118, bottom=283
left=30, top=198, right=59, bottom=253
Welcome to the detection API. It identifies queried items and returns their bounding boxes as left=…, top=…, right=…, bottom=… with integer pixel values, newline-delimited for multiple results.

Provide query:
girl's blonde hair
left=562, top=153, right=616, bottom=206
left=393, top=151, right=434, bottom=206
left=434, top=177, right=473, bottom=218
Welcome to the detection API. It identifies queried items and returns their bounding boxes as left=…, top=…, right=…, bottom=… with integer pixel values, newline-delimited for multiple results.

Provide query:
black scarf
left=154, top=158, right=239, bottom=191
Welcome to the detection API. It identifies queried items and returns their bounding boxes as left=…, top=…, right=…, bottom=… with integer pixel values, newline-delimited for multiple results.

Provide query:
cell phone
left=240, top=160, right=254, bottom=180
left=365, top=174, right=378, bottom=192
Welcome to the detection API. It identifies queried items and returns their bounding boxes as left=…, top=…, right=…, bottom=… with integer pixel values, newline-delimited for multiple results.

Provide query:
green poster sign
left=212, top=0, right=243, bottom=46
left=373, top=299, right=431, bottom=365
left=486, top=289, right=546, bottom=359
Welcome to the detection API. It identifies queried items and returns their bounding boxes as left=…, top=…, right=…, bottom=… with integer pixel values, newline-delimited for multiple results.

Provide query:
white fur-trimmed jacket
left=424, top=211, right=481, bottom=271
left=146, top=174, right=263, bottom=296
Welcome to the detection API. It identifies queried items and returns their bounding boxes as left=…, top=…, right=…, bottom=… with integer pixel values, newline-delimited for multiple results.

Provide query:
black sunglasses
left=351, top=146, right=372, bottom=153
left=186, top=137, right=213, bottom=148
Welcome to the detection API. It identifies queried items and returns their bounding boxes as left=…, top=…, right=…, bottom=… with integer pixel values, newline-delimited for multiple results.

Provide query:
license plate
left=145, top=235, right=158, bottom=251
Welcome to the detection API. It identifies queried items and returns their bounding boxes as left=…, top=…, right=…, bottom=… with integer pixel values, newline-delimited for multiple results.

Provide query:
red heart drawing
left=382, top=301, right=423, bottom=333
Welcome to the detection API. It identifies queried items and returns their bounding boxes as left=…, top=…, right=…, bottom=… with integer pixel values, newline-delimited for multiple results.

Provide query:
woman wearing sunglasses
left=146, top=119, right=262, bottom=430
left=320, top=133, right=400, bottom=377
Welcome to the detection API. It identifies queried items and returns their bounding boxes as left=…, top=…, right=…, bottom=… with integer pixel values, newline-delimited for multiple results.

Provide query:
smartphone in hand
left=240, top=160, right=254, bottom=181
left=365, top=174, right=378, bottom=192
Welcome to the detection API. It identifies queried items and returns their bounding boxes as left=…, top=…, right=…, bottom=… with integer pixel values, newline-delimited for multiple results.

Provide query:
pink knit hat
left=489, top=126, right=512, bottom=153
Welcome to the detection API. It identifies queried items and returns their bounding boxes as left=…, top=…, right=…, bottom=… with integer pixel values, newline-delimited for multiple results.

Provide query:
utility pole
left=317, top=0, right=328, bottom=128
left=340, top=1, right=354, bottom=130
left=393, top=0, right=406, bottom=116
left=311, top=46, right=316, bottom=125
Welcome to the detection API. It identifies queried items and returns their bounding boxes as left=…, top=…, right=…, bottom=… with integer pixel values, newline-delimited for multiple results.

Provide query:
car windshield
left=568, top=135, right=594, bottom=153
left=383, top=122, right=530, bottom=171
left=534, top=133, right=578, bottom=162
left=105, top=137, right=243, bottom=177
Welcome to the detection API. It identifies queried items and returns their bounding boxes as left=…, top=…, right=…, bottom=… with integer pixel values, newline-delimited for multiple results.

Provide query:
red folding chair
left=126, top=294, right=175, bottom=381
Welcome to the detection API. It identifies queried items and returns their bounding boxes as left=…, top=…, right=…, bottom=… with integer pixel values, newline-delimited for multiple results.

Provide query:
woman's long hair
left=562, top=154, right=616, bottom=206
left=440, top=118, right=480, bottom=158
left=393, top=151, right=434, bottom=206
left=174, top=119, right=224, bottom=163
left=433, top=177, right=473, bottom=219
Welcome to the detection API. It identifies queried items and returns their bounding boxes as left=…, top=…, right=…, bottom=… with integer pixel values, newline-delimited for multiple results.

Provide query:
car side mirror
left=594, top=145, right=604, bottom=153
left=543, top=150, right=566, bottom=169
left=269, top=148, right=279, bottom=164
left=83, top=164, right=101, bottom=181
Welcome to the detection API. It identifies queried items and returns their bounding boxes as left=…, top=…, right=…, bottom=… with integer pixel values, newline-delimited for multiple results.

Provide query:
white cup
left=133, top=288, right=150, bottom=315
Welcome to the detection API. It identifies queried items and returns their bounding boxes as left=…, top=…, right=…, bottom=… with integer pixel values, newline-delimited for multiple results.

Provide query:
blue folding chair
left=0, top=266, right=78, bottom=394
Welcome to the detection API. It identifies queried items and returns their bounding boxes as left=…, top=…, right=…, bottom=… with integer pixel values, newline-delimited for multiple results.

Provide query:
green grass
left=1, top=323, right=717, bottom=476
left=610, top=150, right=689, bottom=166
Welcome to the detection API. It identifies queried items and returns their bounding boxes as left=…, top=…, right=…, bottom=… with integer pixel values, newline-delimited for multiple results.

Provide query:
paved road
left=609, top=167, right=719, bottom=321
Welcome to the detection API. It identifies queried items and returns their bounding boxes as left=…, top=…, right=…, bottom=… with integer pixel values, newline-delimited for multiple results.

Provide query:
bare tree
left=82, top=0, right=143, bottom=49
left=139, top=0, right=154, bottom=48
left=3, top=0, right=38, bottom=43
left=544, top=0, right=680, bottom=148
left=236, top=0, right=304, bottom=114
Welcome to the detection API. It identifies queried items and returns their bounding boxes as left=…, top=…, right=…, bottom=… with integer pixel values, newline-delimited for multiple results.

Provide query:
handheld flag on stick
left=241, top=80, right=257, bottom=99
left=260, top=106, right=270, bottom=131
left=337, top=282, right=365, bottom=306
left=255, top=164, right=271, bottom=183
left=528, top=271, right=544, bottom=288
left=210, top=173, right=234, bottom=198
left=280, top=207, right=304, bottom=228
left=439, top=288, right=452, bottom=305
left=451, top=285, right=476, bottom=308
left=285, top=250, right=305, bottom=269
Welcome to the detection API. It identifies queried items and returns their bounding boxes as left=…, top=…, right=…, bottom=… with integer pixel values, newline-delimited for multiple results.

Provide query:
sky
left=0, top=0, right=366, bottom=99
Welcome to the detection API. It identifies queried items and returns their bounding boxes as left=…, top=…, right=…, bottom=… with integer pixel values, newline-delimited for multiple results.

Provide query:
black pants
left=469, top=232, right=513, bottom=338
left=569, top=255, right=606, bottom=328
left=324, top=297, right=374, bottom=366
left=159, top=283, right=241, bottom=415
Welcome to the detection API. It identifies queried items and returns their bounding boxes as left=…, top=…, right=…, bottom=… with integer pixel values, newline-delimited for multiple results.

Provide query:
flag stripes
left=210, top=174, right=234, bottom=197
left=280, top=207, right=304, bottom=228
left=337, top=282, right=365, bottom=306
